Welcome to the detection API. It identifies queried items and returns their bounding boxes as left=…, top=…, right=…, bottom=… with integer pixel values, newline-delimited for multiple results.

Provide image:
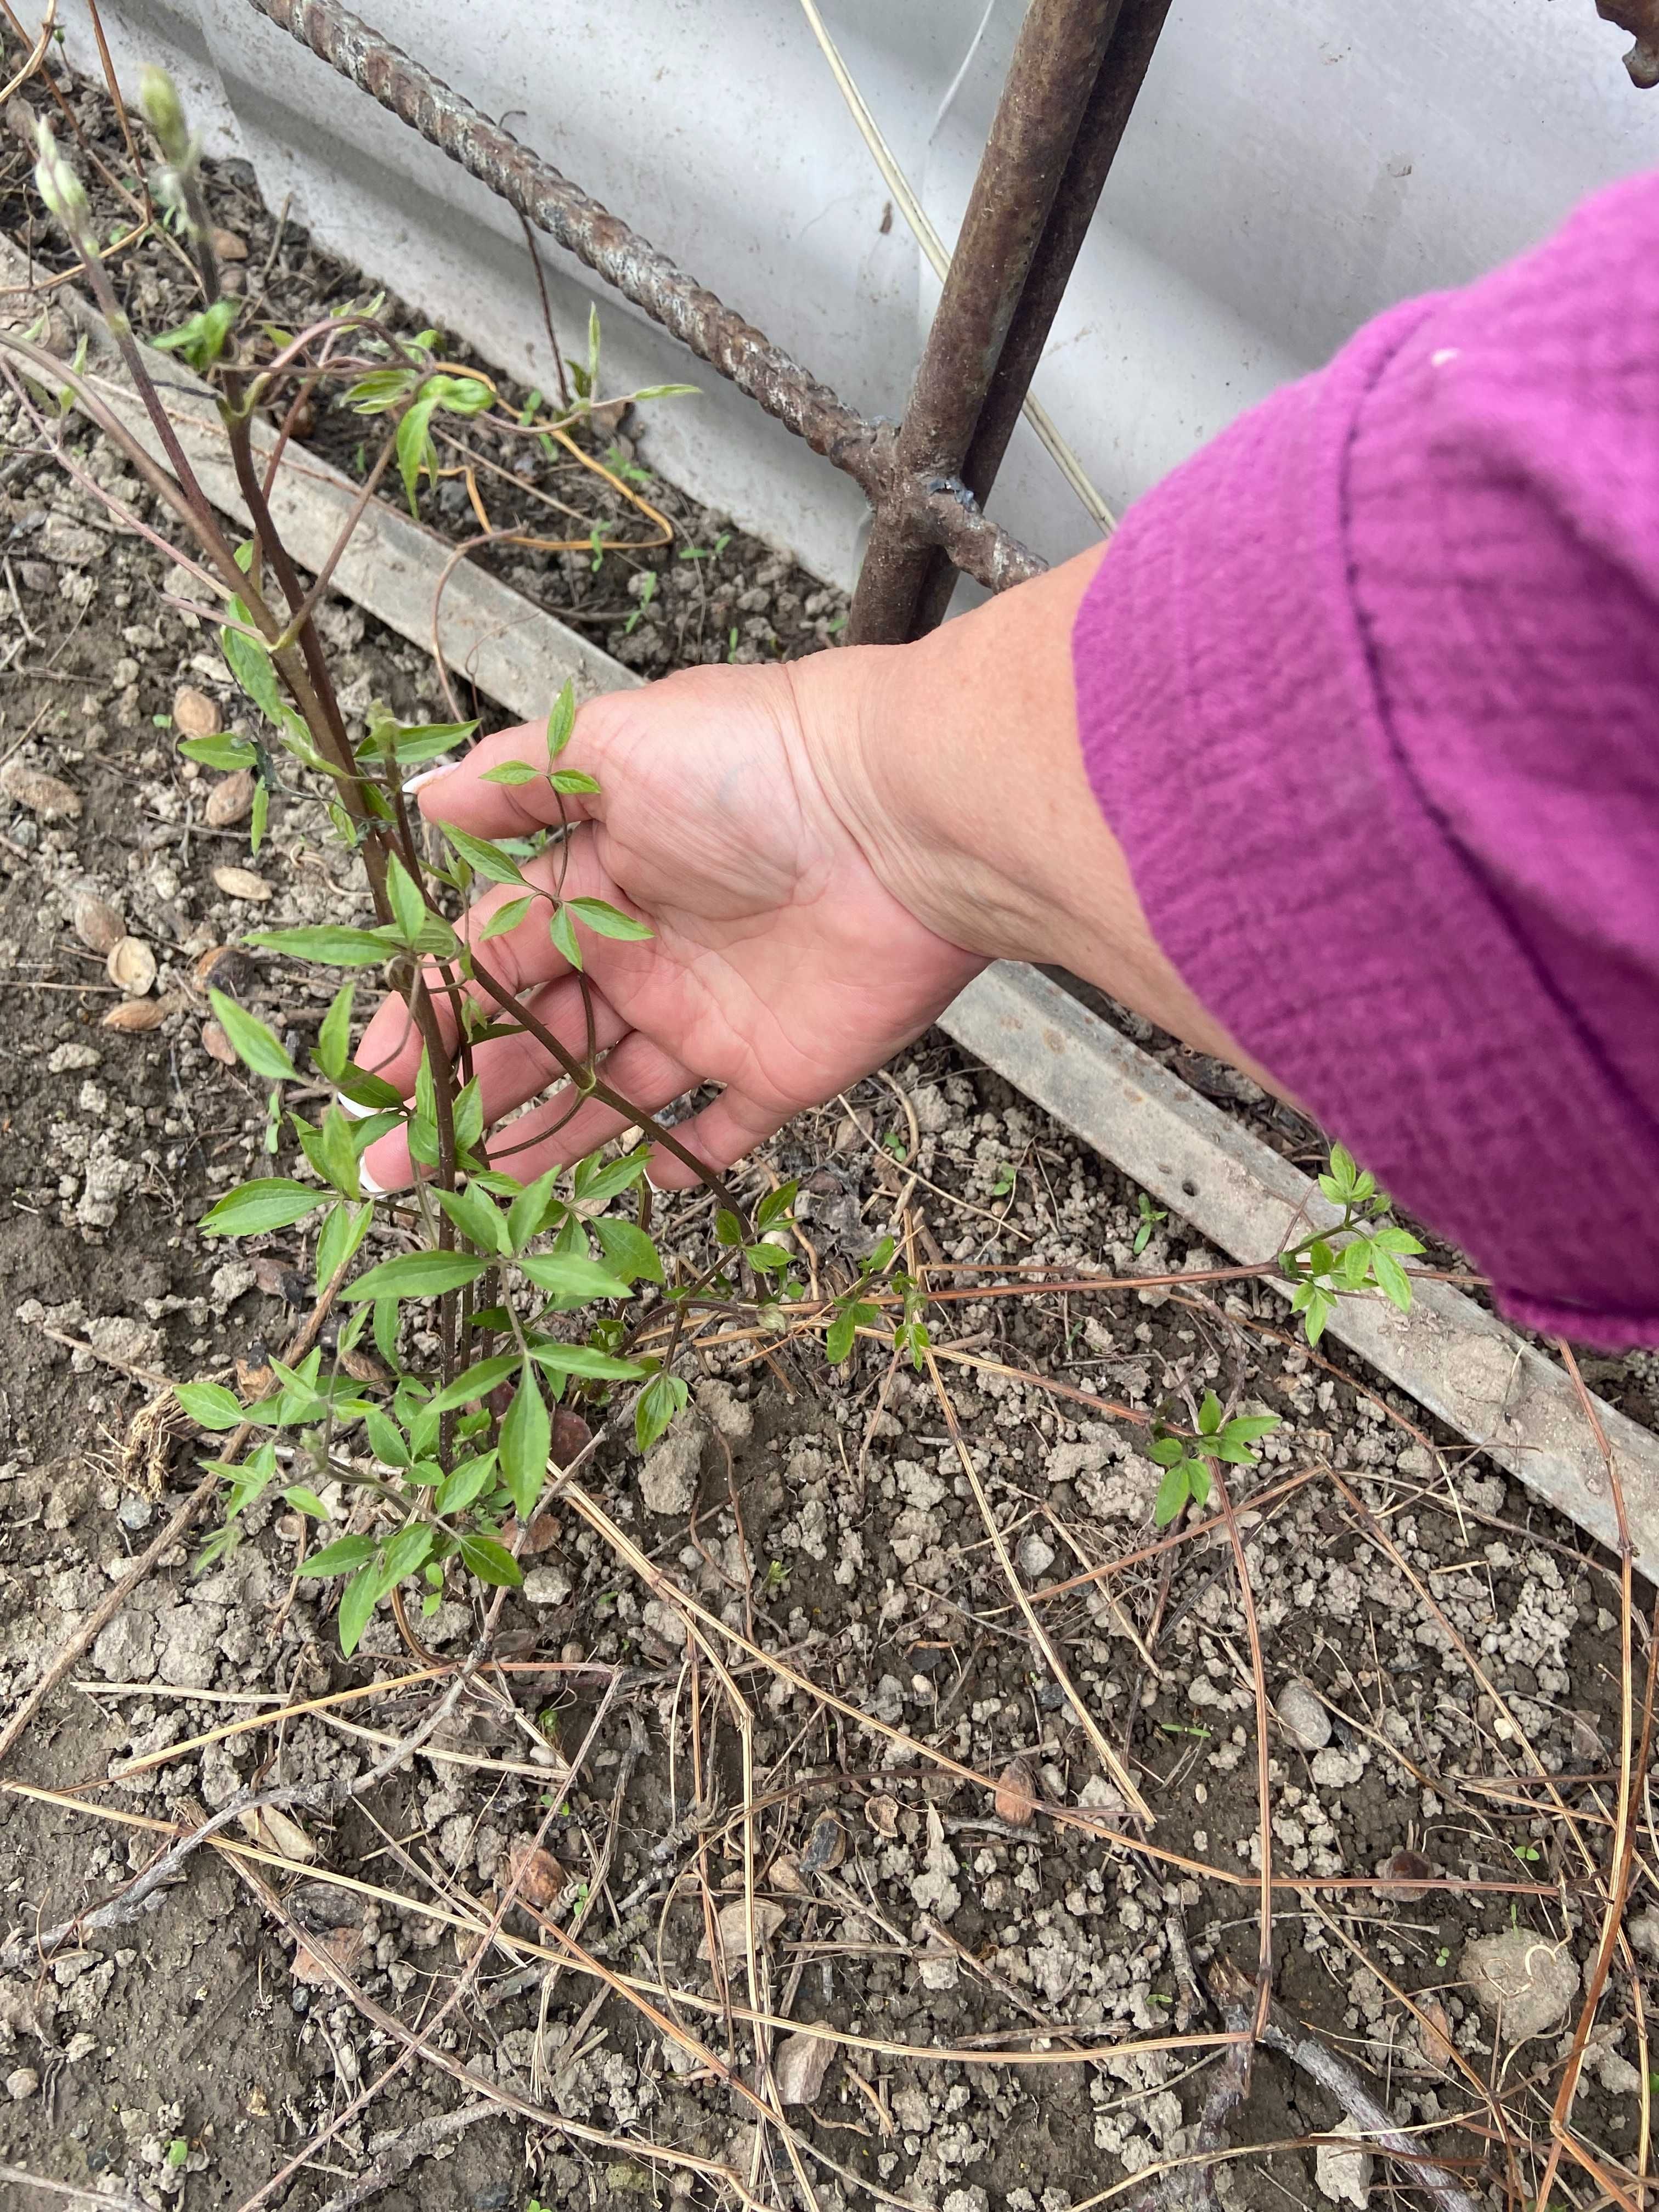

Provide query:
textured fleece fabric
left=1072, top=171, right=1659, bottom=1350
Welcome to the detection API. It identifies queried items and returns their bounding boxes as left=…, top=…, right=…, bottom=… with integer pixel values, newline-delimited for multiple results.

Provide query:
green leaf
left=336, top=1565, right=379, bottom=1656
left=439, top=824, right=526, bottom=886
left=1369, top=1244, right=1413, bottom=1312
left=507, top=1166, right=565, bottom=1254
left=298, top=1532, right=379, bottom=1579
left=314, top=1198, right=371, bottom=1293
left=436, top=1181, right=510, bottom=1255
left=825, top=1307, right=857, bottom=1365
left=1221, top=1415, right=1280, bottom=1446
left=458, top=1533, right=522, bottom=1588
left=550, top=768, right=600, bottom=797
left=1338, top=1238, right=1373, bottom=1289
left=376, top=1522, right=435, bottom=1590
left=384, top=853, right=426, bottom=947
left=480, top=894, right=536, bottom=941
left=436, top=1452, right=498, bottom=1514
left=634, top=1370, right=687, bottom=1455
left=249, top=926, right=394, bottom=966
left=1153, top=1461, right=1191, bottom=1529
left=1302, top=1287, right=1335, bottom=1346
left=315, top=983, right=356, bottom=1084
left=527, top=1340, right=648, bottom=1382
left=480, top=760, right=541, bottom=786
left=548, top=901, right=582, bottom=970
left=546, top=681, right=577, bottom=760
left=176, top=1380, right=245, bottom=1431
left=396, top=386, right=443, bottom=514
left=208, top=990, right=297, bottom=1083
left=453, top=1076, right=486, bottom=1159
left=517, top=1252, right=632, bottom=1306
left=1369, top=1227, right=1423, bottom=1256
left=390, top=718, right=478, bottom=764
left=200, top=1177, right=320, bottom=1237
left=566, top=895, right=652, bottom=942
left=1147, top=1435, right=1184, bottom=1468
left=220, top=620, right=292, bottom=735
left=179, top=732, right=255, bottom=771
left=1188, top=1461, right=1212, bottom=1510
left=337, top=1063, right=404, bottom=1113
left=427, top=1355, right=520, bottom=1414
left=755, top=1181, right=798, bottom=1232
left=590, top=1215, right=664, bottom=1285
left=317, top=1103, right=362, bottom=1200
left=1198, top=1391, right=1222, bottom=1436
left=572, top=1146, right=651, bottom=1205
left=363, top=1406, right=410, bottom=1466
left=715, top=1209, right=742, bottom=1247
left=373, top=1296, right=401, bottom=1373
left=283, top=1486, right=329, bottom=1520
left=744, top=1242, right=791, bottom=1274
left=341, top=1250, right=490, bottom=1302
left=151, top=295, right=239, bottom=370
left=500, top=1367, right=550, bottom=1518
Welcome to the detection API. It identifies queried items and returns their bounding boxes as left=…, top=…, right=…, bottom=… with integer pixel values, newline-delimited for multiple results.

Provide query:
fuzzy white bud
left=138, top=66, right=191, bottom=166
left=31, top=121, right=91, bottom=239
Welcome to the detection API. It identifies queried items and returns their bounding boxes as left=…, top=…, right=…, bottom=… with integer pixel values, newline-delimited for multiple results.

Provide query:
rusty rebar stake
left=846, top=0, right=1126, bottom=647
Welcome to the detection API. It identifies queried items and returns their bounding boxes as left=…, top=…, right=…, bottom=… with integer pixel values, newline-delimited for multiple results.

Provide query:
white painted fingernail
left=337, top=1091, right=375, bottom=1121
left=405, top=760, right=457, bottom=794
left=358, top=1159, right=386, bottom=1197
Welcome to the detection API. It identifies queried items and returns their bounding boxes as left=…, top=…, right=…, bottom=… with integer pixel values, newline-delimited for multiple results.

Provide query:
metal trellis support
left=247, top=0, right=1167, bottom=642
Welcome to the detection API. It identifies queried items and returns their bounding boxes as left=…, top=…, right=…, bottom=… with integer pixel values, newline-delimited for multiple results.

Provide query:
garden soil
left=0, top=63, right=1653, bottom=2212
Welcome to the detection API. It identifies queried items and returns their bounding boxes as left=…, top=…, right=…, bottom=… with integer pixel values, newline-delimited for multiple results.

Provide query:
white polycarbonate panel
left=58, top=1, right=1659, bottom=588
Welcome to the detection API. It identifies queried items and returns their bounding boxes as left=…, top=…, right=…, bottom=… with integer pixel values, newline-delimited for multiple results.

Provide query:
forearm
left=793, top=549, right=1265, bottom=1078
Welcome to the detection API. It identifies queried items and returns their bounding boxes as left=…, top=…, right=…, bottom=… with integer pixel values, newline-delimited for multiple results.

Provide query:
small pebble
left=5, top=2067, right=39, bottom=2100
left=117, top=1494, right=154, bottom=1532
left=1275, top=1678, right=1331, bottom=1753
left=1016, top=1531, right=1056, bottom=1581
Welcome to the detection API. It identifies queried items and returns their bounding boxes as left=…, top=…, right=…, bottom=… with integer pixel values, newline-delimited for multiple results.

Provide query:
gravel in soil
left=0, top=55, right=1652, bottom=2212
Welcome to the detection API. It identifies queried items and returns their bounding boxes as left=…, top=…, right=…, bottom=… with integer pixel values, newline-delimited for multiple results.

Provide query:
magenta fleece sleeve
left=1071, top=171, right=1659, bottom=1350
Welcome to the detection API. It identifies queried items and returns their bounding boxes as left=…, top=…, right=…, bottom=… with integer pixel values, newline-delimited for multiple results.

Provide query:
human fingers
left=359, top=977, right=624, bottom=1193
left=352, top=840, right=615, bottom=1097
left=408, top=708, right=607, bottom=839
left=644, top=1085, right=788, bottom=1190
left=477, top=1031, right=697, bottom=1187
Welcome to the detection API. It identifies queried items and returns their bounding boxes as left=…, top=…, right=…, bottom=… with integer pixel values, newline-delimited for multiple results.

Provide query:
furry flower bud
left=32, top=121, right=91, bottom=240
left=138, top=66, right=191, bottom=166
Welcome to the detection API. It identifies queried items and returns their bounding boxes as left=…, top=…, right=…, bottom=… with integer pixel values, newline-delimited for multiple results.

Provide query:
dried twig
left=1209, top=1959, right=1484, bottom=2212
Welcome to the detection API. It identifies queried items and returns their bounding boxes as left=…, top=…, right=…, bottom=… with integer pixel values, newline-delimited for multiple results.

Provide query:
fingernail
left=358, top=1159, right=386, bottom=1197
left=337, top=1091, right=375, bottom=1121
left=405, top=760, right=457, bottom=794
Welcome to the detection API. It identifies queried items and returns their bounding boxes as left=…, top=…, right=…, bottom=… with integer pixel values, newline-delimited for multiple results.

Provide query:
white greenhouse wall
left=56, top=0, right=1659, bottom=591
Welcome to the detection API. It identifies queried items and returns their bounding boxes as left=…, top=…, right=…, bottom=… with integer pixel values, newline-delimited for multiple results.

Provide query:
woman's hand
left=354, top=657, right=983, bottom=1191
left=356, top=546, right=1255, bottom=1194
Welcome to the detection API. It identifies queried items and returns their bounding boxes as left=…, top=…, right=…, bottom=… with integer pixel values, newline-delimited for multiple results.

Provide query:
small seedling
left=1278, top=1143, right=1424, bottom=1345
left=991, top=1161, right=1017, bottom=1198
left=1149, top=1391, right=1280, bottom=1528
left=1132, top=1192, right=1165, bottom=1255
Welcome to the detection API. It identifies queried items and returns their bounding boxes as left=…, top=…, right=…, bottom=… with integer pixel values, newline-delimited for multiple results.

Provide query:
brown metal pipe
left=909, top=0, right=1173, bottom=635
left=245, top=0, right=1047, bottom=595
left=845, top=0, right=1125, bottom=646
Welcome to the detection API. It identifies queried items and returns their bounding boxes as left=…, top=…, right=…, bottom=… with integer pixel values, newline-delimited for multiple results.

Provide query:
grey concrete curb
left=941, top=967, right=1658, bottom=1582
left=9, top=239, right=1652, bottom=1577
